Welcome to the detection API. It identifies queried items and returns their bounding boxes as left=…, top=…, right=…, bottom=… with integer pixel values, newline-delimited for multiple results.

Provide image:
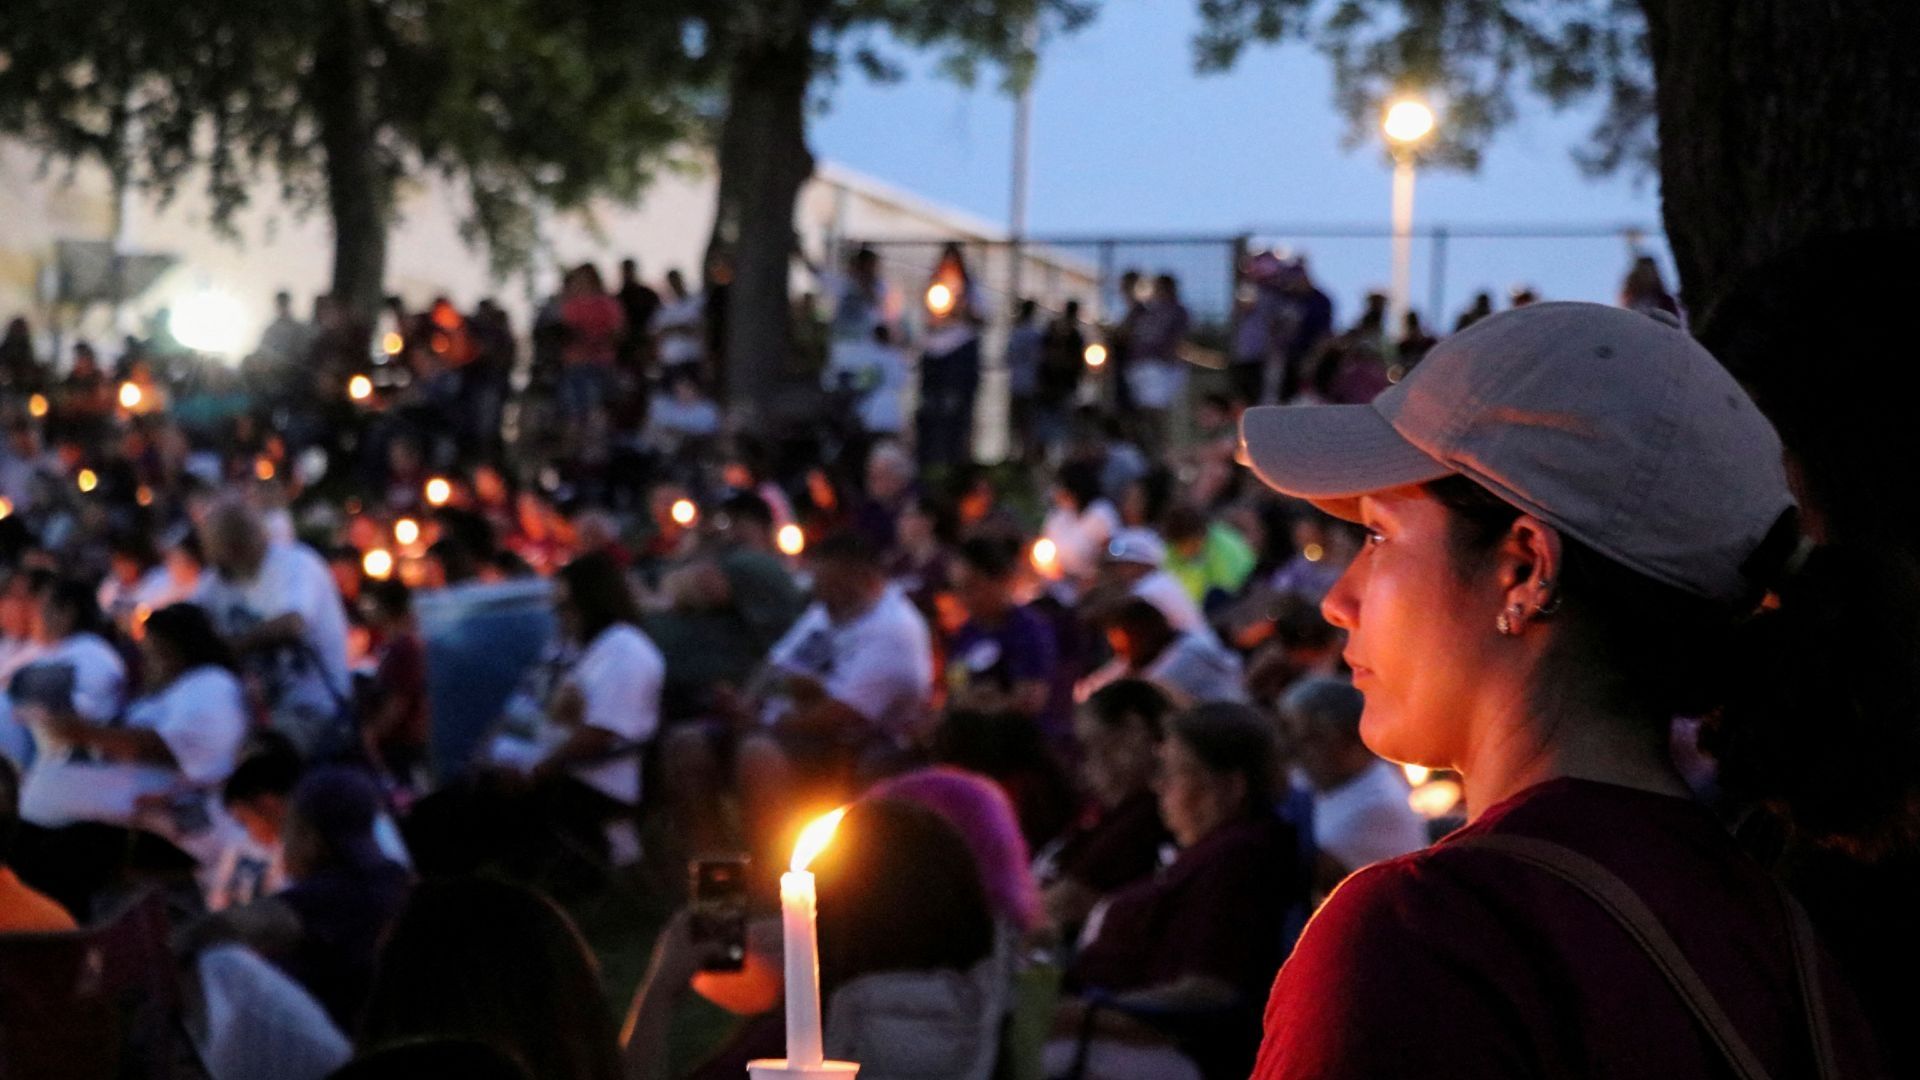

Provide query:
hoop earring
left=1537, top=593, right=1563, bottom=617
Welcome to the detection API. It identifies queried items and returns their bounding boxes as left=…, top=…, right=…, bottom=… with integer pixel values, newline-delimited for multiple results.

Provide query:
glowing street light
left=1084, top=343, right=1108, bottom=368
left=348, top=374, right=374, bottom=402
left=362, top=548, right=395, bottom=580
left=1381, top=96, right=1437, bottom=338
left=424, top=477, right=453, bottom=507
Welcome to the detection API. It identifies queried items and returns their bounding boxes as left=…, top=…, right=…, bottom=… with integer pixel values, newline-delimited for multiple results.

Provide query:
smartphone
left=688, top=856, right=749, bottom=972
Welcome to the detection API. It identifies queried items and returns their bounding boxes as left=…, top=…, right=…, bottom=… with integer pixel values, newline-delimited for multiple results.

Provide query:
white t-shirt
left=1042, top=500, right=1122, bottom=583
left=126, top=665, right=249, bottom=786
left=1312, top=759, right=1430, bottom=872
left=39, top=631, right=128, bottom=725
left=562, top=623, right=664, bottom=805
left=767, top=585, right=934, bottom=742
left=823, top=338, right=908, bottom=434
left=1130, top=569, right=1211, bottom=639
left=197, top=541, right=352, bottom=717
left=652, top=293, right=707, bottom=366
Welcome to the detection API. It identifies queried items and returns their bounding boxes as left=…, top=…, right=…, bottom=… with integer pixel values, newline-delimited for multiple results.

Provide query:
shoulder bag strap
left=1452, top=832, right=1790, bottom=1080
left=1778, top=880, right=1838, bottom=1080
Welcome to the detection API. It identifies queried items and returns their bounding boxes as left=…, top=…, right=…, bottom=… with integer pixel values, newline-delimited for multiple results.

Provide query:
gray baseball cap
left=1239, top=301, right=1792, bottom=604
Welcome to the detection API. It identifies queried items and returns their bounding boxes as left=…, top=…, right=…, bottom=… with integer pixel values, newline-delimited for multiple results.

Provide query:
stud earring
left=1496, top=611, right=1514, bottom=635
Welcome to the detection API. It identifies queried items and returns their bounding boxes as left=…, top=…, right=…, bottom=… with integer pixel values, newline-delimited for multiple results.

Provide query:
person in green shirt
left=1163, top=504, right=1257, bottom=612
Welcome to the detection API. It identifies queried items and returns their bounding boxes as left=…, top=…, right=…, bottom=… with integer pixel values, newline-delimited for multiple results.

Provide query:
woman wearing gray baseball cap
left=1240, top=302, right=1888, bottom=1078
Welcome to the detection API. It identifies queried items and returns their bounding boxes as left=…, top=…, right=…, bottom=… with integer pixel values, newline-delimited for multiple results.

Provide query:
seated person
left=1079, top=600, right=1246, bottom=708
left=487, top=553, right=664, bottom=866
left=944, top=536, right=1061, bottom=728
left=357, top=580, right=430, bottom=792
left=668, top=532, right=932, bottom=861
left=16, top=604, right=245, bottom=872
left=1054, top=703, right=1308, bottom=1080
left=208, top=740, right=300, bottom=911
left=1097, top=529, right=1211, bottom=639
left=1275, top=677, right=1428, bottom=896
left=1161, top=505, right=1257, bottom=612
left=208, top=766, right=412, bottom=1032
left=1035, top=679, right=1174, bottom=937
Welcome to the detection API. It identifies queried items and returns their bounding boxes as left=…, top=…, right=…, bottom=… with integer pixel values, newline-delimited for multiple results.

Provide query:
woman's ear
left=1498, top=516, right=1564, bottom=628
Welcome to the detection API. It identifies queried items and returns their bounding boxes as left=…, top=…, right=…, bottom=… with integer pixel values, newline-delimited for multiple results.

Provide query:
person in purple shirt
left=944, top=536, right=1063, bottom=735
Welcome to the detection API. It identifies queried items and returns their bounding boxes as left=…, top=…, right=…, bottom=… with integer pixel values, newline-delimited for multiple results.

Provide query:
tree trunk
left=709, top=23, right=816, bottom=421
left=1645, top=0, right=1920, bottom=321
left=310, top=0, right=388, bottom=332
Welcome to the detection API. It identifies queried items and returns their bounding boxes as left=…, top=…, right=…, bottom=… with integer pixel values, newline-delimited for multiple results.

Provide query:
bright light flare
left=1084, top=343, right=1108, bottom=368
left=1402, top=764, right=1432, bottom=787
left=671, top=498, right=697, bottom=526
left=791, top=806, right=849, bottom=873
left=362, top=548, right=395, bottom=580
left=1408, top=778, right=1463, bottom=820
left=424, top=477, right=452, bottom=507
left=172, top=288, right=250, bottom=357
left=777, top=524, right=806, bottom=557
left=394, top=517, right=421, bottom=546
left=1383, top=99, right=1436, bottom=145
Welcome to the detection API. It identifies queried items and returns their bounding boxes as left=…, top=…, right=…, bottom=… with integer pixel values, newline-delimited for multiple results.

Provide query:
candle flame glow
left=118, top=382, right=143, bottom=409
left=425, top=477, right=452, bottom=506
left=1402, top=764, right=1431, bottom=787
left=671, top=498, right=697, bottom=526
left=926, top=283, right=955, bottom=317
left=1031, top=537, right=1058, bottom=574
left=777, top=524, right=806, bottom=556
left=348, top=375, right=374, bottom=401
left=28, top=394, right=48, bottom=418
left=1084, top=343, right=1108, bottom=368
left=395, top=517, right=421, bottom=546
left=791, top=806, right=848, bottom=873
left=363, top=548, right=395, bottom=580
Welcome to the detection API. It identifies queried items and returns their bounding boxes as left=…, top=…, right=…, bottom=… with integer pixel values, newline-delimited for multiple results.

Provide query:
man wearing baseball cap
left=1242, top=303, right=1884, bottom=1078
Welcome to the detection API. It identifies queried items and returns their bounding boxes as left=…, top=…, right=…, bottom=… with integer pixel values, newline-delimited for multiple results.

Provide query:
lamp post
left=1382, top=98, right=1436, bottom=339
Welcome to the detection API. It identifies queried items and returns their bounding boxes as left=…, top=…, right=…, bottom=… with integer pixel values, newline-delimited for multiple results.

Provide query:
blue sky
left=812, top=1, right=1672, bottom=326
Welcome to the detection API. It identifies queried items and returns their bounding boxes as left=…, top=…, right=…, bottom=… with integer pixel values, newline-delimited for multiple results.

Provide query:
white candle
left=782, top=807, right=847, bottom=1070
left=781, top=870, right=824, bottom=1068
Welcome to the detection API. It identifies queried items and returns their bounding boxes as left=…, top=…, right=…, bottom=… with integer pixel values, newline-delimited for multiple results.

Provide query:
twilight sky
left=812, top=1, right=1674, bottom=326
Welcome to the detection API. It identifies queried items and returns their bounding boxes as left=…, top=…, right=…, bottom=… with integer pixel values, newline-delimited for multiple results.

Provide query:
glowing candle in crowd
left=777, top=524, right=806, bottom=557
left=255, top=457, right=276, bottom=482
left=394, top=517, right=421, bottom=546
left=424, top=477, right=453, bottom=507
left=136, top=485, right=154, bottom=507
left=925, top=282, right=955, bottom=318
left=27, top=394, right=48, bottom=418
left=363, top=548, right=395, bottom=580
left=1031, top=537, right=1058, bottom=577
left=1083, top=343, right=1108, bottom=368
left=382, top=332, right=405, bottom=356
left=782, top=807, right=846, bottom=1069
left=1408, top=778, right=1463, bottom=820
left=0, top=497, right=12, bottom=519
left=118, top=382, right=143, bottom=410
left=671, top=498, right=698, bottom=526
left=348, top=375, right=374, bottom=401
left=76, top=469, right=98, bottom=493
left=1402, top=764, right=1431, bottom=787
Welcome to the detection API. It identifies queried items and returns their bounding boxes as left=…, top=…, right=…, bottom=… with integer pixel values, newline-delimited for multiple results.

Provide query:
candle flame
left=77, top=468, right=98, bottom=493
left=363, top=548, right=395, bottom=580
left=791, top=806, right=848, bottom=873
left=1031, top=537, right=1058, bottom=574
left=1402, top=764, right=1431, bottom=787
left=671, top=498, right=697, bottom=526
left=424, top=477, right=452, bottom=506
left=118, top=382, right=143, bottom=409
left=348, top=374, right=374, bottom=401
left=395, top=517, right=421, bottom=546
left=28, top=394, right=48, bottom=418
left=926, top=283, right=955, bottom=317
left=1084, top=343, right=1108, bottom=368
left=383, top=332, right=405, bottom=356
left=777, top=524, right=806, bottom=556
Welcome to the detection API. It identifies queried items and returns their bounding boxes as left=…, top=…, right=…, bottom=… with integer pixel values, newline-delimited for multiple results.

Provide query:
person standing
left=558, top=265, right=626, bottom=423
left=1126, top=274, right=1191, bottom=454
left=1005, top=299, right=1046, bottom=461
left=1034, top=300, right=1087, bottom=459
left=916, top=243, right=986, bottom=471
left=615, top=258, right=661, bottom=375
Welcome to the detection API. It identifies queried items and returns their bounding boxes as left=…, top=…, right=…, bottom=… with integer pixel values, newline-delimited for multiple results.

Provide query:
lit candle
left=783, top=807, right=846, bottom=1068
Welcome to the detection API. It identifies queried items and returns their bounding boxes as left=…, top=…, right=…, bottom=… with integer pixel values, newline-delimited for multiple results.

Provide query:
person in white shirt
left=823, top=327, right=909, bottom=436
left=1079, top=598, right=1245, bottom=708
left=1040, top=460, right=1123, bottom=593
left=18, top=604, right=246, bottom=870
left=650, top=268, right=707, bottom=374
left=729, top=532, right=933, bottom=851
left=533, top=552, right=664, bottom=811
left=1099, top=528, right=1212, bottom=640
left=197, top=498, right=353, bottom=758
left=1275, top=676, right=1428, bottom=895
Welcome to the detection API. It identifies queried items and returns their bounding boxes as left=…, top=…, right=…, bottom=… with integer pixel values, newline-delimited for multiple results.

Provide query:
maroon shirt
left=1253, top=778, right=1887, bottom=1079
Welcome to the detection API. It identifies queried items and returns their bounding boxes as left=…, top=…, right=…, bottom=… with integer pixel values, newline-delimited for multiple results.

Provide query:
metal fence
left=850, top=224, right=1666, bottom=460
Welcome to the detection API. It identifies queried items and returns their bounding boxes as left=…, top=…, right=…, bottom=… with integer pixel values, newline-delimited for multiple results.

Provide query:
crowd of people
left=0, top=238, right=1904, bottom=1080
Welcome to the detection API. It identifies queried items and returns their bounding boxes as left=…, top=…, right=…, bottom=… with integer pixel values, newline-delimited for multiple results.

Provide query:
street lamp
left=1382, top=97, right=1436, bottom=339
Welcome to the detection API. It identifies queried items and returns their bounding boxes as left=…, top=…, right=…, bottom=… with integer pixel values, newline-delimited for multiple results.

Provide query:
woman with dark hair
left=1036, top=679, right=1174, bottom=936
left=528, top=553, right=663, bottom=859
left=1058, top=702, right=1306, bottom=1080
left=26, top=576, right=127, bottom=723
left=358, top=876, right=620, bottom=1080
left=1239, top=302, right=1888, bottom=1077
